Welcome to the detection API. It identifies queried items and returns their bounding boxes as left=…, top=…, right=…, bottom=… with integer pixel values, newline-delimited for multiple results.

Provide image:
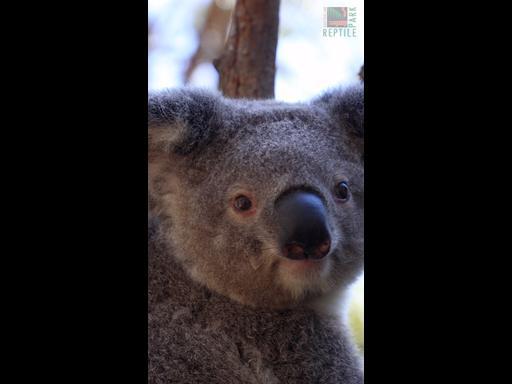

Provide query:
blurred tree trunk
left=214, top=0, right=280, bottom=99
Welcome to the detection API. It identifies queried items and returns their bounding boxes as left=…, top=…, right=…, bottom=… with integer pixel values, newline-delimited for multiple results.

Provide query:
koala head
left=149, top=86, right=363, bottom=309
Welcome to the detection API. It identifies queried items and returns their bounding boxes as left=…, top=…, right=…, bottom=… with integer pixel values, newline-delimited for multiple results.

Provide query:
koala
left=148, top=84, right=364, bottom=384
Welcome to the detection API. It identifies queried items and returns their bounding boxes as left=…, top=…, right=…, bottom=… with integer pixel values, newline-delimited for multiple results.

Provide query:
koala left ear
left=148, top=88, right=221, bottom=160
left=313, top=85, right=364, bottom=158
left=148, top=89, right=221, bottom=211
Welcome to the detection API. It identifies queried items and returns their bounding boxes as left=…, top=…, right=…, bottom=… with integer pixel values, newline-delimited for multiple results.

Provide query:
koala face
left=149, top=86, right=363, bottom=309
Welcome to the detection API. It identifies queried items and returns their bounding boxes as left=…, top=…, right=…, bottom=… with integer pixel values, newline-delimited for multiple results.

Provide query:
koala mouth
left=278, top=248, right=332, bottom=290
left=281, top=257, right=328, bottom=275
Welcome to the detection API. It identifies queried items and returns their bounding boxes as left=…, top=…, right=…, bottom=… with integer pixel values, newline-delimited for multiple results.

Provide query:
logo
left=322, top=7, right=357, bottom=38
left=324, top=7, right=348, bottom=28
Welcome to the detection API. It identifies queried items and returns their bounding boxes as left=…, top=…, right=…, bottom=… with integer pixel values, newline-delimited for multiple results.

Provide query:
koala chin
left=148, top=85, right=364, bottom=383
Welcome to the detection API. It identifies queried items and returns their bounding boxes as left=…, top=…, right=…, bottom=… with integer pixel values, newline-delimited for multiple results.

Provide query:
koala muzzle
left=275, top=190, right=331, bottom=260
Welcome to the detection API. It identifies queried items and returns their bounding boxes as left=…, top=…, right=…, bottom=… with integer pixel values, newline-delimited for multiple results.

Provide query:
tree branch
left=214, top=0, right=280, bottom=99
left=184, top=1, right=232, bottom=83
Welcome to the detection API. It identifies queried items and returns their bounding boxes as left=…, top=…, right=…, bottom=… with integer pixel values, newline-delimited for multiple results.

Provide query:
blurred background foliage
left=149, top=0, right=364, bottom=354
left=149, top=0, right=364, bottom=101
left=348, top=274, right=364, bottom=354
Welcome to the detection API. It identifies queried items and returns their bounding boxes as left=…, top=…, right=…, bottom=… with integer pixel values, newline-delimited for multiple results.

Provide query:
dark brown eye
left=233, top=195, right=253, bottom=211
left=335, top=181, right=350, bottom=201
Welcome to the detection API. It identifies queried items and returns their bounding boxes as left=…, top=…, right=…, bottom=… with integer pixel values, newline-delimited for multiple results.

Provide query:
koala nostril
left=305, top=239, right=331, bottom=260
left=319, top=239, right=331, bottom=255
left=282, top=239, right=331, bottom=261
left=283, top=243, right=306, bottom=260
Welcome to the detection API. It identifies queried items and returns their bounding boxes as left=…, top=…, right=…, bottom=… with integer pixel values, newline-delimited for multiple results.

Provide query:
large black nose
left=275, top=190, right=331, bottom=260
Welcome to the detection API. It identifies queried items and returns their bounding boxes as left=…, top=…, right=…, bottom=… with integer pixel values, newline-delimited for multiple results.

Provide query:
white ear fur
left=148, top=121, right=187, bottom=161
left=313, top=85, right=364, bottom=139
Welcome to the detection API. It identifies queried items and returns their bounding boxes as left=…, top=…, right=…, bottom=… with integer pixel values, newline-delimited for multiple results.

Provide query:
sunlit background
left=149, top=0, right=364, bottom=355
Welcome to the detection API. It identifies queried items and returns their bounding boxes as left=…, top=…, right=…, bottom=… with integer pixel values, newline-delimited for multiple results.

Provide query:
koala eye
left=334, top=181, right=350, bottom=201
left=233, top=195, right=253, bottom=212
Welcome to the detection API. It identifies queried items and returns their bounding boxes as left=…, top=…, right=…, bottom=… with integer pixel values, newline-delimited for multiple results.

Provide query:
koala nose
left=275, top=190, right=331, bottom=260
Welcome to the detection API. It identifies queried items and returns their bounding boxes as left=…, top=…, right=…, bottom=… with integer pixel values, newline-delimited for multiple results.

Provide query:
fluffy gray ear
left=148, top=88, right=222, bottom=211
left=148, top=88, right=221, bottom=159
left=313, top=84, right=364, bottom=157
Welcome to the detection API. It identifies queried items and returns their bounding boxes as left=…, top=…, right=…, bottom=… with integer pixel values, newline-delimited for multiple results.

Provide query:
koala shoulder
left=149, top=299, right=277, bottom=384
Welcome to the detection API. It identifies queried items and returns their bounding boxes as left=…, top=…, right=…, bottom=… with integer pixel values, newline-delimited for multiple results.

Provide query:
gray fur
left=148, top=85, right=364, bottom=383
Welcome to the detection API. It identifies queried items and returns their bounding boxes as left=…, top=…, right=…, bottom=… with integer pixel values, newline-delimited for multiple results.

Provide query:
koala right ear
left=312, top=84, right=364, bottom=160
left=148, top=88, right=221, bottom=160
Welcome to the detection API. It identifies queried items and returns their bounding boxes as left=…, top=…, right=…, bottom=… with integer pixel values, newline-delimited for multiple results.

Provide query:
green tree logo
left=325, top=7, right=348, bottom=27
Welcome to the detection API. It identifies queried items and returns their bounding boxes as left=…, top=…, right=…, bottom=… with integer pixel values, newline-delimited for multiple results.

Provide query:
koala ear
left=313, top=85, right=364, bottom=157
left=148, top=89, right=221, bottom=211
left=148, top=88, right=221, bottom=160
